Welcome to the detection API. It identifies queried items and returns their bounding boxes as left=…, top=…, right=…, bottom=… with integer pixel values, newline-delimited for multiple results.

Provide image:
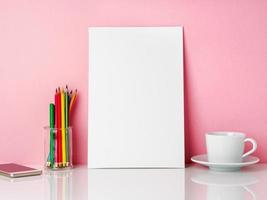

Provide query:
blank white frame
left=88, top=27, right=184, bottom=168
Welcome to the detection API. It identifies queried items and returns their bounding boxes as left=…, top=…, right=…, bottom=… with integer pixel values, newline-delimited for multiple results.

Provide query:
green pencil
left=65, top=87, right=70, bottom=164
left=49, top=103, right=55, bottom=166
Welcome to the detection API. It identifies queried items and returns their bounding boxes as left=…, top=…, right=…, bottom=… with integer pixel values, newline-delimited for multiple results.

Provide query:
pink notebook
left=0, top=163, right=42, bottom=178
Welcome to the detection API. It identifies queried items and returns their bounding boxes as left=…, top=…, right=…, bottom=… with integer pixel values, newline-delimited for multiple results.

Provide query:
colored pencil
left=69, top=90, right=72, bottom=105
left=65, top=86, right=70, bottom=164
left=54, top=89, right=58, bottom=165
left=48, top=85, right=77, bottom=168
left=61, top=88, right=66, bottom=166
left=69, top=89, right=77, bottom=113
left=69, top=90, right=72, bottom=119
left=57, top=87, right=62, bottom=165
left=49, top=103, right=55, bottom=166
left=55, top=89, right=59, bottom=165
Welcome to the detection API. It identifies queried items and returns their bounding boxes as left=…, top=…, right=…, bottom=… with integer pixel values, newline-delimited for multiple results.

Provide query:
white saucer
left=191, top=154, right=260, bottom=172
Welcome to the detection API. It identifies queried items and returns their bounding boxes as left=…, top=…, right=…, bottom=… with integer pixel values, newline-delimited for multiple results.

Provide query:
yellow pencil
left=61, top=88, right=66, bottom=165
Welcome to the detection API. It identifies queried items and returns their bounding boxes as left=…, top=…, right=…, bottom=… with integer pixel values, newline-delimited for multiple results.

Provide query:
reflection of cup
left=206, top=132, right=257, bottom=163
left=207, top=185, right=255, bottom=200
left=191, top=171, right=258, bottom=200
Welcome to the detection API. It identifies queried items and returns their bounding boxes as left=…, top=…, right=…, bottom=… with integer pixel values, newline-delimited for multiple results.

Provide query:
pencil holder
left=44, top=126, right=73, bottom=170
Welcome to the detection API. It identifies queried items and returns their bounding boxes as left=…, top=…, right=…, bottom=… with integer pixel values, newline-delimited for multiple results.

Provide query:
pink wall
left=0, top=0, right=267, bottom=165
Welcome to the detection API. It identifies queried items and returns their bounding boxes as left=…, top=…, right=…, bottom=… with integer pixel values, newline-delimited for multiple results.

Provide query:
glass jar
left=44, top=127, right=73, bottom=169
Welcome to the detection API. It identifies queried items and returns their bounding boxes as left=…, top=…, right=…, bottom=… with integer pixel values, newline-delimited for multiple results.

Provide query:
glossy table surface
left=0, top=164, right=267, bottom=200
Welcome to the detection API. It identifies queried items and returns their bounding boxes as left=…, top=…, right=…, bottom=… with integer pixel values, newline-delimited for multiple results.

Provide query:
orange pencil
left=69, top=89, right=77, bottom=113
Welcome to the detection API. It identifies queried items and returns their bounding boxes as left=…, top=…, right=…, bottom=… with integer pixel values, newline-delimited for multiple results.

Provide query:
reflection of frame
left=88, top=27, right=184, bottom=168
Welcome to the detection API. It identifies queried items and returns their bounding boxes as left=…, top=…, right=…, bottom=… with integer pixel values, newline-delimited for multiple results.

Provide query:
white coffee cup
left=206, top=131, right=257, bottom=163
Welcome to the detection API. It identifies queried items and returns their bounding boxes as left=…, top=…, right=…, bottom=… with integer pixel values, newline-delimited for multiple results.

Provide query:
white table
left=0, top=164, right=266, bottom=200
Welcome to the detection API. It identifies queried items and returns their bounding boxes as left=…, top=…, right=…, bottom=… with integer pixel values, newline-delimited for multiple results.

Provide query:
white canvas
left=88, top=27, right=184, bottom=168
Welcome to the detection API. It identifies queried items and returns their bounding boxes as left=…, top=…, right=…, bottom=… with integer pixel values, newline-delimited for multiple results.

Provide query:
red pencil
left=54, top=89, right=58, bottom=164
left=57, top=87, right=62, bottom=165
left=55, top=89, right=59, bottom=164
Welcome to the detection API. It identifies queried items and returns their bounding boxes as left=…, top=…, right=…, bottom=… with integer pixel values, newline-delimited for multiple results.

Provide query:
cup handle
left=242, top=138, right=257, bottom=158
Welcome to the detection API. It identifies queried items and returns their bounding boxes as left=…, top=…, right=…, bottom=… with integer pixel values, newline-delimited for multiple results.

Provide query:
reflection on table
left=45, top=170, right=73, bottom=200
left=0, top=165, right=267, bottom=200
left=191, top=169, right=258, bottom=200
